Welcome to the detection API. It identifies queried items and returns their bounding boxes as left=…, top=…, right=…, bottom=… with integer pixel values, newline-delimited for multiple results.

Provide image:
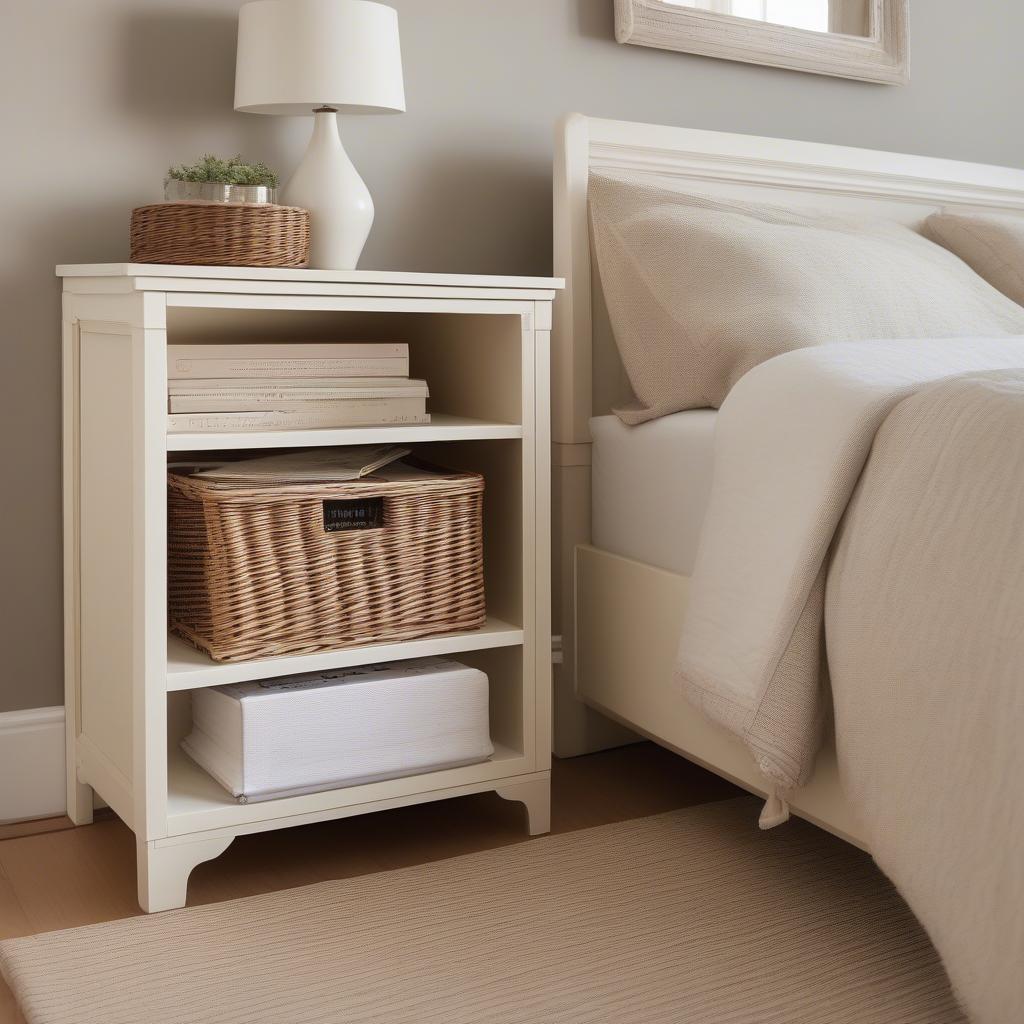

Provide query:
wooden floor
left=0, top=743, right=739, bottom=1023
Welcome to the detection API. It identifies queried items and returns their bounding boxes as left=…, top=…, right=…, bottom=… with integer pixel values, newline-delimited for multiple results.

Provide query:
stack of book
left=166, top=343, right=430, bottom=433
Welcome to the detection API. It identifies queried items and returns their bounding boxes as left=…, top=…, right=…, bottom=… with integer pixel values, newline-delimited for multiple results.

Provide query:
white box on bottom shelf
left=181, top=657, right=495, bottom=803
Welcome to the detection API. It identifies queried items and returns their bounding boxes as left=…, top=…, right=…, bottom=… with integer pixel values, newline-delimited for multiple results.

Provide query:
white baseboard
left=0, top=706, right=66, bottom=824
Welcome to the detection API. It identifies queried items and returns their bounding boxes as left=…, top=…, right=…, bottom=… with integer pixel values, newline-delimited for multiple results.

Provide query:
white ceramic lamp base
left=282, top=108, right=374, bottom=271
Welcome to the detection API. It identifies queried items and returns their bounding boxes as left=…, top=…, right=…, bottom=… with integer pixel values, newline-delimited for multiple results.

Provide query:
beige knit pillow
left=924, top=212, right=1024, bottom=308
left=589, top=173, right=1024, bottom=422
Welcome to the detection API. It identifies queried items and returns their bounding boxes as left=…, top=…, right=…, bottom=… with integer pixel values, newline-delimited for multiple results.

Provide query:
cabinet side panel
left=532, top=327, right=552, bottom=770
left=79, top=327, right=134, bottom=784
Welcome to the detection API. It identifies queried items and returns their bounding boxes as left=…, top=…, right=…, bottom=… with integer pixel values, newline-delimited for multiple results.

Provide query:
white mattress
left=182, top=657, right=494, bottom=802
left=590, top=410, right=716, bottom=576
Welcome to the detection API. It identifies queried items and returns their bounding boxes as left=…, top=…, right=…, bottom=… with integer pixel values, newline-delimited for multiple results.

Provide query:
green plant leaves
left=166, top=155, right=279, bottom=188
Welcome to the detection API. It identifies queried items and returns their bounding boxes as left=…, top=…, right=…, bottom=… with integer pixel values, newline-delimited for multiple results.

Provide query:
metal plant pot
left=163, top=179, right=278, bottom=204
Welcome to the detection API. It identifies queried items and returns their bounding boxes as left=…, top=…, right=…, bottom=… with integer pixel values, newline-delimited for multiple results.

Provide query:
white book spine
left=169, top=393, right=427, bottom=412
left=168, top=356, right=409, bottom=380
left=167, top=376, right=423, bottom=391
left=168, top=407, right=431, bottom=433
left=168, top=377, right=428, bottom=396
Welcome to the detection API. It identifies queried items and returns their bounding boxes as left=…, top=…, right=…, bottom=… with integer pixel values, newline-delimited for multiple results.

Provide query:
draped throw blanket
left=825, top=370, right=1024, bottom=1024
left=676, top=336, right=1024, bottom=808
left=677, top=339, right=1024, bottom=1023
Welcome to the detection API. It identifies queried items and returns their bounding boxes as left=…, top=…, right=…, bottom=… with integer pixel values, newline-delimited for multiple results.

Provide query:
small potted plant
left=164, top=155, right=280, bottom=205
left=130, top=153, right=307, bottom=267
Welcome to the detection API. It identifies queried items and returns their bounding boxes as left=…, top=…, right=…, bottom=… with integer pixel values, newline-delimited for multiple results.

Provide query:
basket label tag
left=323, top=497, right=384, bottom=532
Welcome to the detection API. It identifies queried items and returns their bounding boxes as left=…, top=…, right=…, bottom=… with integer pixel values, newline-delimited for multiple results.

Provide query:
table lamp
left=235, top=0, right=405, bottom=270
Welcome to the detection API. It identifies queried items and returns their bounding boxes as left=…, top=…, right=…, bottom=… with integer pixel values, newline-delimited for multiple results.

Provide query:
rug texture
left=0, top=797, right=964, bottom=1024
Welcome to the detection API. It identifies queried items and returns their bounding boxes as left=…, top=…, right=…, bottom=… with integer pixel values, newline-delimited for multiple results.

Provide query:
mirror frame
left=613, top=0, right=908, bottom=84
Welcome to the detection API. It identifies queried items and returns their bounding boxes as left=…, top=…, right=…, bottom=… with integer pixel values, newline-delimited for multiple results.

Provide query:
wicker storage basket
left=167, top=463, right=485, bottom=662
left=130, top=201, right=309, bottom=268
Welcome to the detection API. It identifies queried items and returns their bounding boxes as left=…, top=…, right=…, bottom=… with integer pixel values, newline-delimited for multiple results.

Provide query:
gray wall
left=2, top=0, right=1023, bottom=713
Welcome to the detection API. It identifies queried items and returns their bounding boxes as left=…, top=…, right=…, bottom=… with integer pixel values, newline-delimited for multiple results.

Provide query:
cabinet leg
left=66, top=776, right=94, bottom=826
left=495, top=777, right=551, bottom=836
left=136, top=835, right=234, bottom=913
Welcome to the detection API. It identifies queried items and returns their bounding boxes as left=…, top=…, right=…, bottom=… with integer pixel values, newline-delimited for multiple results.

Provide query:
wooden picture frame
left=613, top=0, right=909, bottom=85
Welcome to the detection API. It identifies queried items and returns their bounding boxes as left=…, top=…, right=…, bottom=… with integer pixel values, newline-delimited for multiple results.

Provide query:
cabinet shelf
left=165, top=742, right=530, bottom=836
left=166, top=617, right=526, bottom=691
left=166, top=413, right=523, bottom=451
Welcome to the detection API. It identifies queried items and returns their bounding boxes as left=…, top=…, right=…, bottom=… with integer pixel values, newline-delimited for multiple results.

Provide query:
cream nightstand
left=59, top=264, right=562, bottom=912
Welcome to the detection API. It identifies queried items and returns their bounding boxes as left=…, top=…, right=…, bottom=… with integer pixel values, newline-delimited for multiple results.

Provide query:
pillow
left=923, top=211, right=1024, bottom=307
left=588, top=172, right=1024, bottom=422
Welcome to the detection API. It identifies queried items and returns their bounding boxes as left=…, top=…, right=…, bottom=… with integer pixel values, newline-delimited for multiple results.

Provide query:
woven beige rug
left=0, top=797, right=964, bottom=1024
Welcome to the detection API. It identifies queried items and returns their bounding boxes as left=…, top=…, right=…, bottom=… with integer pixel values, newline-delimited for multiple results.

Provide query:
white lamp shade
left=234, top=0, right=405, bottom=115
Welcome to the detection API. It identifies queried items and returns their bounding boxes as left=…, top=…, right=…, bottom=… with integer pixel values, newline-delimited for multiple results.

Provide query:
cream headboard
left=549, top=113, right=1024, bottom=756
left=552, top=113, right=1024, bottom=442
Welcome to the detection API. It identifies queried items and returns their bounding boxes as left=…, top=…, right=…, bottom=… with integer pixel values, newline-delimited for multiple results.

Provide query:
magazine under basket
left=167, top=460, right=486, bottom=662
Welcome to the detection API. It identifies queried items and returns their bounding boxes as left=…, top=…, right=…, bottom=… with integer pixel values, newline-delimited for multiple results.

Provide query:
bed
left=591, top=410, right=715, bottom=576
left=550, top=115, right=1024, bottom=852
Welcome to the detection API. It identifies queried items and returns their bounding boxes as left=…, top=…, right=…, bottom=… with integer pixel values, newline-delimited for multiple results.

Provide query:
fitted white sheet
left=590, top=410, right=717, bottom=576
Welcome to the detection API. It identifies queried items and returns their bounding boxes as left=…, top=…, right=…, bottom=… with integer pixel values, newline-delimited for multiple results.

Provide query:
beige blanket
left=676, top=337, right=1024, bottom=812
left=826, top=371, right=1024, bottom=1024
